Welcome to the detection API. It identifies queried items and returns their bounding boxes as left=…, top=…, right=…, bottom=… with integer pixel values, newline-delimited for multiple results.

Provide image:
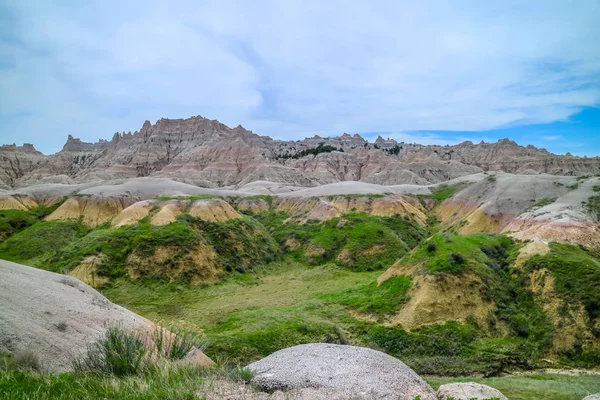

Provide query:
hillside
left=1, top=172, right=599, bottom=381
left=1, top=115, right=599, bottom=189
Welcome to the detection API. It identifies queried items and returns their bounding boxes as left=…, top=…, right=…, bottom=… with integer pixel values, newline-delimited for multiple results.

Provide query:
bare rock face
left=246, top=343, right=437, bottom=400
left=2, top=115, right=599, bottom=189
left=0, top=259, right=213, bottom=371
left=0, top=143, right=46, bottom=187
left=437, top=382, right=508, bottom=400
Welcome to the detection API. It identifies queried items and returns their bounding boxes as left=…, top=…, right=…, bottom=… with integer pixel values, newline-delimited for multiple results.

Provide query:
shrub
left=74, top=327, right=147, bottom=376
left=152, top=328, right=207, bottom=361
left=227, top=366, right=255, bottom=383
left=426, top=241, right=437, bottom=253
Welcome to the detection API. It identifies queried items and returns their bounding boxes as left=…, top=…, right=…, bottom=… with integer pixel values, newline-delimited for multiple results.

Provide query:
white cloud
left=0, top=0, right=599, bottom=153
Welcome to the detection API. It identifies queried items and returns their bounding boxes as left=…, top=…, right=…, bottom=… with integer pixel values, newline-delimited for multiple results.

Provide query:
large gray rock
left=582, top=394, right=600, bottom=400
left=437, top=382, right=508, bottom=400
left=0, top=259, right=212, bottom=371
left=246, top=343, right=437, bottom=400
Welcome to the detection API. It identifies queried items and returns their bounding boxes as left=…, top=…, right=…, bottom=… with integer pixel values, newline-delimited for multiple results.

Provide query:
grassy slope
left=254, top=211, right=427, bottom=270
left=525, top=242, right=600, bottom=366
left=0, top=202, right=65, bottom=242
left=0, top=221, right=90, bottom=266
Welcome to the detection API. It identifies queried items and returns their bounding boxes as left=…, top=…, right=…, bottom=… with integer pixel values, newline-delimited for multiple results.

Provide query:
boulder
left=437, top=382, right=508, bottom=400
left=582, top=394, right=600, bottom=400
left=246, top=343, right=437, bottom=400
left=0, top=259, right=212, bottom=371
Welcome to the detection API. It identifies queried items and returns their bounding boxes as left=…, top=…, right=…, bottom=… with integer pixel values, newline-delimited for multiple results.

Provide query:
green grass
left=426, top=373, right=600, bottom=400
left=0, top=200, right=65, bottom=242
left=525, top=242, right=600, bottom=326
left=322, top=275, right=412, bottom=316
left=0, top=220, right=90, bottom=266
left=593, top=185, right=600, bottom=192
left=0, top=356, right=261, bottom=400
left=416, top=182, right=472, bottom=204
left=255, top=211, right=427, bottom=271
left=400, top=233, right=515, bottom=275
left=241, top=194, right=274, bottom=203
left=103, top=262, right=405, bottom=364
left=583, top=194, right=600, bottom=221
left=531, top=197, right=556, bottom=208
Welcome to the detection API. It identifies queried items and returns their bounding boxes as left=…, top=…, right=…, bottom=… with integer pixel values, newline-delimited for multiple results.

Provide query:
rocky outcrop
left=3, top=116, right=599, bottom=189
left=0, top=259, right=212, bottom=371
left=246, top=343, right=437, bottom=400
left=0, top=143, right=46, bottom=187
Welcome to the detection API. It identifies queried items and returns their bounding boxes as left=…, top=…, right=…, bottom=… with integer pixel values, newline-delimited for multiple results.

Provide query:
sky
left=0, top=0, right=599, bottom=156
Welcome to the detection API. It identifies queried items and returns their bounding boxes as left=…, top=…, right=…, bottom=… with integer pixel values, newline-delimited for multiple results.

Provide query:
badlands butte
left=1, top=115, right=600, bottom=398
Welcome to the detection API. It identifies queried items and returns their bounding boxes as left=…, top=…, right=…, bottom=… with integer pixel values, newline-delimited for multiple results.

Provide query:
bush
left=426, top=241, right=437, bottom=253
left=74, top=327, right=147, bottom=376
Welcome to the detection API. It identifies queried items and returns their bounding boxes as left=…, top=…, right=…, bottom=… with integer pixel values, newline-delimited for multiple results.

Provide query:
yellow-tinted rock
left=188, top=199, right=240, bottom=222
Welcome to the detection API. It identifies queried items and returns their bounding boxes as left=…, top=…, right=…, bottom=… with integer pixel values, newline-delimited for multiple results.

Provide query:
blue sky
left=0, top=0, right=599, bottom=156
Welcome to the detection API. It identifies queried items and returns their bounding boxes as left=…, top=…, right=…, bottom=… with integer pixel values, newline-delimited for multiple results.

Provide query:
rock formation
left=2, top=116, right=598, bottom=189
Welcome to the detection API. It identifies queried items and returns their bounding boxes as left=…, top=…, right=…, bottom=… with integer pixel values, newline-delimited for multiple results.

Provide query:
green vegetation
left=0, top=201, right=65, bottom=242
left=322, top=275, right=411, bottom=316
left=426, top=373, right=600, bottom=400
left=0, top=220, right=90, bottom=266
left=44, top=215, right=280, bottom=279
left=254, top=211, right=427, bottom=270
left=74, top=327, right=148, bottom=376
left=525, top=242, right=600, bottom=325
left=277, top=142, right=343, bottom=159
left=566, top=183, right=579, bottom=190
left=487, top=174, right=497, bottom=183
left=593, top=185, right=600, bottom=192
left=416, top=182, right=471, bottom=205
left=401, top=233, right=515, bottom=275
left=242, top=194, right=274, bottom=203
left=1, top=350, right=258, bottom=400
left=531, top=197, right=556, bottom=208
left=583, top=194, right=600, bottom=221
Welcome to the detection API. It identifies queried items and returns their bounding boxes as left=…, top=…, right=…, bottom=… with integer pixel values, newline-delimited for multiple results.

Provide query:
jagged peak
left=497, top=138, right=518, bottom=146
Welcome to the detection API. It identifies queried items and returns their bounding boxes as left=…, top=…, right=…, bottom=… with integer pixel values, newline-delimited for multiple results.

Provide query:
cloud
left=0, top=0, right=599, bottom=154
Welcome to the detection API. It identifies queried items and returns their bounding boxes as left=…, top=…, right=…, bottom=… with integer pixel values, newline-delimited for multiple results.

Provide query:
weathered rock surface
left=2, top=116, right=599, bottom=189
left=0, top=259, right=212, bottom=371
left=246, top=343, right=437, bottom=400
left=582, top=393, right=600, bottom=400
left=437, top=382, right=508, bottom=400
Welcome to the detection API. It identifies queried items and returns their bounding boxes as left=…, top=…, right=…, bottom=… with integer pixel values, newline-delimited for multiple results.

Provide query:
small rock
left=437, top=382, right=508, bottom=400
